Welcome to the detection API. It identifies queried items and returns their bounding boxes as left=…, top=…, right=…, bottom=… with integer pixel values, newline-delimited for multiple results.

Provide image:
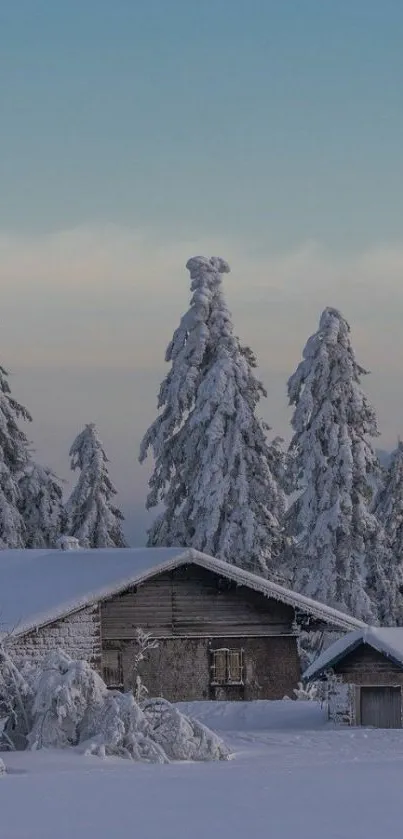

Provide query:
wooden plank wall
left=335, top=645, right=403, bottom=686
left=100, top=564, right=295, bottom=640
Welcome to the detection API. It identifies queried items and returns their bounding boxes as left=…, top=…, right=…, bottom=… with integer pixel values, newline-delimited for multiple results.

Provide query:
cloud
left=1, top=223, right=402, bottom=541
left=0, top=225, right=242, bottom=368
left=1, top=225, right=403, bottom=454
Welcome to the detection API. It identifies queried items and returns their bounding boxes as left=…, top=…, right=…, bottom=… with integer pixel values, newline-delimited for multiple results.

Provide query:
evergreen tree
left=375, top=442, right=403, bottom=617
left=18, top=463, right=66, bottom=548
left=66, top=423, right=127, bottom=548
left=286, top=307, right=397, bottom=623
left=0, top=366, right=31, bottom=548
left=140, top=255, right=286, bottom=576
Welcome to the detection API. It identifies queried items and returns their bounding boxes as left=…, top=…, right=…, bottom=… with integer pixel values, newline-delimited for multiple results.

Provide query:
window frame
left=210, top=648, right=244, bottom=686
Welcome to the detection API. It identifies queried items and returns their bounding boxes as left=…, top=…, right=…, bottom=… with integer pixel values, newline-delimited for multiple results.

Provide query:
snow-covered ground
left=1, top=700, right=403, bottom=839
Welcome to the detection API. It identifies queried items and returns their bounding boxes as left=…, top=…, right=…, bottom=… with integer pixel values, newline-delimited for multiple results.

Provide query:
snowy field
left=1, top=700, right=403, bottom=839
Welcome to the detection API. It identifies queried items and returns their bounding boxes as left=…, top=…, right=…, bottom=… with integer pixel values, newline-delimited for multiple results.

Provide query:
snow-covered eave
left=303, top=628, right=403, bottom=682
left=2, top=549, right=193, bottom=641
left=189, top=551, right=365, bottom=631
left=303, top=635, right=364, bottom=681
left=3, top=547, right=364, bottom=641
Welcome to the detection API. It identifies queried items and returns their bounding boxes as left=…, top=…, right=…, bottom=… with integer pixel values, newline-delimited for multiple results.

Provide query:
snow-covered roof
left=303, top=627, right=403, bottom=681
left=0, top=546, right=365, bottom=639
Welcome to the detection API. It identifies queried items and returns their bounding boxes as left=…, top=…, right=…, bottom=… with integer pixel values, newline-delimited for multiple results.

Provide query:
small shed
left=304, top=628, right=403, bottom=729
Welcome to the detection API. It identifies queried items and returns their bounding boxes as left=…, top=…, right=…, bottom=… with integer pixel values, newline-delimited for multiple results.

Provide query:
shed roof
left=0, top=546, right=365, bottom=639
left=303, top=627, right=403, bottom=681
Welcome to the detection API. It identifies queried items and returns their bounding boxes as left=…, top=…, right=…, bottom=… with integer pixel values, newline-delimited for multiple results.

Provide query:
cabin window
left=211, top=648, right=244, bottom=685
left=102, top=649, right=123, bottom=689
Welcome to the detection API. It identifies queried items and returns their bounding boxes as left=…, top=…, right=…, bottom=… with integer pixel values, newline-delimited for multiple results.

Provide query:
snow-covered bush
left=0, top=642, right=33, bottom=750
left=80, top=691, right=167, bottom=762
left=0, top=757, right=5, bottom=775
left=28, top=651, right=107, bottom=750
left=143, top=699, right=229, bottom=762
left=131, top=628, right=159, bottom=702
left=0, top=648, right=229, bottom=763
left=57, top=535, right=81, bottom=551
left=293, top=682, right=318, bottom=702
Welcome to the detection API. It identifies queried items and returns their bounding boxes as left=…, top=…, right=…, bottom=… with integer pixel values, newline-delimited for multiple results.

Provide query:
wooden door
left=360, top=686, right=402, bottom=728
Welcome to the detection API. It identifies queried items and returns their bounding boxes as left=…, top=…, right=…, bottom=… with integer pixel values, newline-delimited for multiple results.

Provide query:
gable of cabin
left=100, top=564, right=300, bottom=701
left=100, top=564, right=296, bottom=639
left=332, top=643, right=403, bottom=686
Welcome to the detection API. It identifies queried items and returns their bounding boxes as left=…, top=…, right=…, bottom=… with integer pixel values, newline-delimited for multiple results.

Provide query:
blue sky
left=1, top=1, right=403, bottom=542
left=2, top=1, right=403, bottom=245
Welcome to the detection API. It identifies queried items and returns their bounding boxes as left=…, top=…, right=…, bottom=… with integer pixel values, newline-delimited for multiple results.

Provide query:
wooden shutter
left=211, top=649, right=227, bottom=684
left=102, top=649, right=123, bottom=688
left=211, top=649, right=244, bottom=685
left=228, top=650, right=243, bottom=684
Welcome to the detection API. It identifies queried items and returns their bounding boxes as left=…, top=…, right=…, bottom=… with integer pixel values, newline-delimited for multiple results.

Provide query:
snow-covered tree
left=140, top=256, right=286, bottom=576
left=18, top=463, right=66, bottom=548
left=0, top=641, right=32, bottom=750
left=140, top=256, right=228, bottom=474
left=286, top=307, right=397, bottom=623
left=375, top=442, right=403, bottom=614
left=66, top=423, right=127, bottom=548
left=8, top=648, right=229, bottom=762
left=131, top=628, right=159, bottom=702
left=0, top=366, right=31, bottom=548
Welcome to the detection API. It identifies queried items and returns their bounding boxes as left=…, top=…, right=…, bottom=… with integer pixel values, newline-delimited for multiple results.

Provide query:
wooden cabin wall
left=118, top=634, right=300, bottom=702
left=100, top=564, right=295, bottom=640
left=100, top=565, right=300, bottom=701
left=334, top=645, right=403, bottom=686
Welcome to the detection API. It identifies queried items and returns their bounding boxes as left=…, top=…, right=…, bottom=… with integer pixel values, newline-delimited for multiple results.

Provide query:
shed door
left=360, top=687, right=401, bottom=729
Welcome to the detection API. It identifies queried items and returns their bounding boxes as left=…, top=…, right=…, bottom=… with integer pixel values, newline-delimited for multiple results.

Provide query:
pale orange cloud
left=1, top=224, right=402, bottom=526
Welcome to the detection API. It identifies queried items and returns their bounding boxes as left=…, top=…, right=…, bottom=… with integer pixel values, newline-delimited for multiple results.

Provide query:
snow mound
left=177, top=699, right=329, bottom=733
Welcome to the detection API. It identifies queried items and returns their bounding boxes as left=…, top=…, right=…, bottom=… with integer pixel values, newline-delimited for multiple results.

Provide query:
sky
left=1, top=1, right=403, bottom=543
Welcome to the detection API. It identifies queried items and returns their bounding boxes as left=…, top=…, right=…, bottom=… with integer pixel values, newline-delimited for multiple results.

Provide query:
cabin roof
left=303, top=627, right=403, bottom=681
left=0, top=546, right=365, bottom=639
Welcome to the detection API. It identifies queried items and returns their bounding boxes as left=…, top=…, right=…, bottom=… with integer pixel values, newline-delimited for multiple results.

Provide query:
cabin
left=0, top=547, right=364, bottom=702
left=304, top=628, right=403, bottom=728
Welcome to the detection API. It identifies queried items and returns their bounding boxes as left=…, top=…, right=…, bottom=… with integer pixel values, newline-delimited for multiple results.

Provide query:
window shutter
left=102, top=649, right=123, bottom=688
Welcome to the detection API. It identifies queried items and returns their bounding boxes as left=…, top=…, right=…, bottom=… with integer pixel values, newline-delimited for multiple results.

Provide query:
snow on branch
left=0, top=645, right=229, bottom=763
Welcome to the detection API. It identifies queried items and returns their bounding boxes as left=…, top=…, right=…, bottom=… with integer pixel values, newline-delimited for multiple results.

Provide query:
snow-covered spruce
left=18, top=462, right=66, bottom=548
left=141, top=256, right=228, bottom=462
left=286, top=307, right=397, bottom=623
left=0, top=365, right=32, bottom=548
left=27, top=650, right=229, bottom=762
left=375, top=441, right=403, bottom=616
left=66, top=423, right=127, bottom=548
left=140, top=256, right=286, bottom=577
